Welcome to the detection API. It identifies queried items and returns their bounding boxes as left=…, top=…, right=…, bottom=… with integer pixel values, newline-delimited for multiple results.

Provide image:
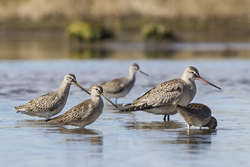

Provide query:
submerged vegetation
left=141, top=24, right=177, bottom=41
left=67, top=22, right=113, bottom=42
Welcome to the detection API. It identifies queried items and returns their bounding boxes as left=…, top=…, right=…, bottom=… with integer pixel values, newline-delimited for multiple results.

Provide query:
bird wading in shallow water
left=120, top=66, right=221, bottom=121
left=176, top=103, right=217, bottom=129
left=14, top=74, right=90, bottom=119
left=46, top=85, right=118, bottom=128
left=93, top=63, right=148, bottom=104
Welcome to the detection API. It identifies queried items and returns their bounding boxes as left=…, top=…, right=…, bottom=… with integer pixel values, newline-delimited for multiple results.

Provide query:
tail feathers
left=46, top=115, right=64, bottom=123
left=122, top=103, right=131, bottom=107
left=14, top=106, right=27, bottom=113
left=120, top=103, right=153, bottom=112
left=13, top=106, right=24, bottom=111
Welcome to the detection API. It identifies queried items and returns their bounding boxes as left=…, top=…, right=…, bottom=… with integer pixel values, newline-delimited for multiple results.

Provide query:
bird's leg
left=188, top=124, right=191, bottom=129
left=115, top=98, right=117, bottom=104
left=163, top=115, right=167, bottom=122
left=167, top=115, right=170, bottom=121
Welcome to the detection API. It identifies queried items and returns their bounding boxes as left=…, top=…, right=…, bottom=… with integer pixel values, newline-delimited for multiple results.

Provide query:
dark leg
left=163, top=115, right=167, bottom=122
left=115, top=98, right=117, bottom=104
left=168, top=115, right=170, bottom=121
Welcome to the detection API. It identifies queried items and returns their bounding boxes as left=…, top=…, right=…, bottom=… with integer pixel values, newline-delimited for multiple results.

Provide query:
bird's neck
left=58, top=80, right=71, bottom=96
left=91, top=95, right=103, bottom=108
left=128, top=71, right=136, bottom=81
left=182, top=76, right=197, bottom=102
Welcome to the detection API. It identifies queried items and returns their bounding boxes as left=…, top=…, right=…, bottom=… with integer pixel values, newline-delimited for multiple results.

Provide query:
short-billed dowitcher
left=46, top=85, right=118, bottom=128
left=95, top=63, right=148, bottom=104
left=176, top=103, right=217, bottom=129
left=14, top=74, right=90, bottom=119
left=120, top=66, right=221, bottom=121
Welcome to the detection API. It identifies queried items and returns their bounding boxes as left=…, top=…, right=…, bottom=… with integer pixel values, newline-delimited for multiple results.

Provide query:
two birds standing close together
left=14, top=63, right=221, bottom=129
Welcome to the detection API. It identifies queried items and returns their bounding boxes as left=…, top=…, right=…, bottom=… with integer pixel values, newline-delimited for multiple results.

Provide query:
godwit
left=46, top=85, right=118, bottom=128
left=120, top=66, right=221, bottom=121
left=95, top=63, right=148, bottom=104
left=176, top=103, right=217, bottom=129
left=14, top=74, right=90, bottom=119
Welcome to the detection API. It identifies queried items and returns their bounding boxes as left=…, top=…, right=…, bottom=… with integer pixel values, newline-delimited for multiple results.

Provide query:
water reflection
left=164, top=129, right=217, bottom=154
left=15, top=120, right=103, bottom=140
left=125, top=121, right=185, bottom=130
left=69, top=47, right=110, bottom=59
left=123, top=120, right=217, bottom=154
left=15, top=119, right=104, bottom=157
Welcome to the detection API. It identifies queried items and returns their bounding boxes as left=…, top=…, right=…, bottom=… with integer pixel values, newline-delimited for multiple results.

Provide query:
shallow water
left=1, top=31, right=250, bottom=59
left=1, top=59, right=250, bottom=166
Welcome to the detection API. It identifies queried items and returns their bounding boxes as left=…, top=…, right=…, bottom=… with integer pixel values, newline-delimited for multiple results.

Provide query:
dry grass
left=0, top=0, right=249, bottom=21
left=0, top=0, right=250, bottom=31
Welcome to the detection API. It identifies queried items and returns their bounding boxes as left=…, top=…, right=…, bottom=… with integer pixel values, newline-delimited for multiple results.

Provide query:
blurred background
left=1, top=0, right=250, bottom=59
left=1, top=2, right=250, bottom=167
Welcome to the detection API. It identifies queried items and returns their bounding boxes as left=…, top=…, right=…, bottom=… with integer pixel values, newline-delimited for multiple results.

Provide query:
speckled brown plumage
left=47, top=85, right=118, bottom=128
left=120, top=66, right=221, bottom=121
left=14, top=74, right=90, bottom=119
left=176, top=103, right=217, bottom=129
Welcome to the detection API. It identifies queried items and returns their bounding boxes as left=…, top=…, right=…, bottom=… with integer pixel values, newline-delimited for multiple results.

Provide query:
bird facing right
left=14, top=74, right=90, bottom=119
left=120, top=66, right=221, bottom=121
left=97, top=63, right=149, bottom=104
left=46, top=85, right=118, bottom=128
left=176, top=103, right=217, bottom=129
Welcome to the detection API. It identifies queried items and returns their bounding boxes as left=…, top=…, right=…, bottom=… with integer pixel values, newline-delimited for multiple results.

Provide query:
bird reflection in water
left=163, top=129, right=217, bottom=154
left=15, top=119, right=103, bottom=146
left=15, top=119, right=104, bottom=159
left=125, top=121, right=185, bottom=130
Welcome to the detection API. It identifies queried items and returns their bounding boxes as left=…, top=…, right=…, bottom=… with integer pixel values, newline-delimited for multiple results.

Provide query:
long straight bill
left=198, top=77, right=221, bottom=90
left=74, top=82, right=91, bottom=95
left=101, top=93, right=119, bottom=109
left=139, top=70, right=149, bottom=76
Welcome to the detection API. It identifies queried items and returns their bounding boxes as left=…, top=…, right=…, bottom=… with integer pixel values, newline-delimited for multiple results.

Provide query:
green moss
left=141, top=24, right=177, bottom=41
left=67, top=22, right=113, bottom=42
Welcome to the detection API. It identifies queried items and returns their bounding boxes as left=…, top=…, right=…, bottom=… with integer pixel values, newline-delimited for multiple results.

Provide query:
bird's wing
left=60, top=99, right=95, bottom=124
left=101, top=78, right=126, bottom=94
left=132, top=78, right=184, bottom=108
left=16, top=91, right=64, bottom=112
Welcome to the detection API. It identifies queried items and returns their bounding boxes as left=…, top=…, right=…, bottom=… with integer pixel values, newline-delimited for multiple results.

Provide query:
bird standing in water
left=120, top=66, right=221, bottom=121
left=96, top=63, right=148, bottom=104
left=46, top=85, right=118, bottom=128
left=14, top=74, right=90, bottom=119
left=176, top=103, right=217, bottom=129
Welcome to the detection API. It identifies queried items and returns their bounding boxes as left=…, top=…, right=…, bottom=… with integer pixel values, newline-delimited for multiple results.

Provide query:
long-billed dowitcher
left=46, top=85, right=118, bottom=128
left=176, top=103, right=217, bottom=129
left=14, top=74, right=90, bottom=119
left=95, top=63, right=148, bottom=104
left=120, top=66, right=221, bottom=121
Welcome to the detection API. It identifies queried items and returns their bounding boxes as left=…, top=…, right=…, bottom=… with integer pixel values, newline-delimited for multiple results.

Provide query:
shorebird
left=46, top=85, right=118, bottom=128
left=95, top=63, right=148, bottom=104
left=120, top=66, right=221, bottom=121
left=176, top=103, right=217, bottom=129
left=14, top=74, right=90, bottom=119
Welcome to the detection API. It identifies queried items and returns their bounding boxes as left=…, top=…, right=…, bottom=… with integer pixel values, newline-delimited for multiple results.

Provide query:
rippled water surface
left=1, top=59, right=250, bottom=167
